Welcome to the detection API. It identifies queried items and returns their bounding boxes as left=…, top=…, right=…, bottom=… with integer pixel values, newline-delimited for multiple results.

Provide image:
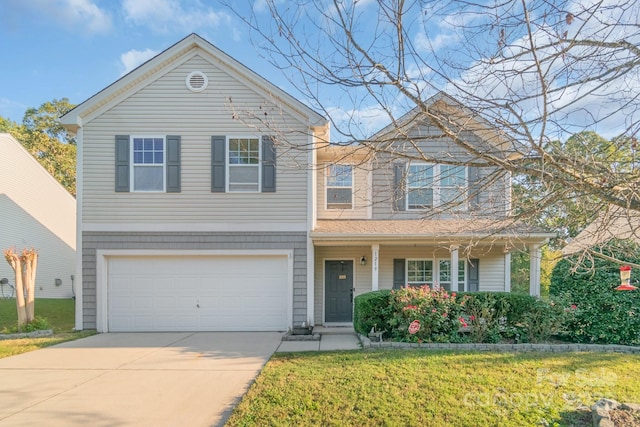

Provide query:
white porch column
left=371, top=244, right=380, bottom=291
left=504, top=252, right=511, bottom=292
left=529, top=244, right=542, bottom=297
left=450, top=245, right=459, bottom=292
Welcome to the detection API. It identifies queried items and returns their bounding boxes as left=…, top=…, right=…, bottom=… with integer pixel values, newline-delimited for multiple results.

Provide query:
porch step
left=314, top=326, right=356, bottom=335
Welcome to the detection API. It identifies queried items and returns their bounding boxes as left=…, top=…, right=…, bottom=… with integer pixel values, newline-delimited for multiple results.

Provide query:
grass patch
left=0, top=298, right=95, bottom=358
left=227, top=350, right=640, bottom=426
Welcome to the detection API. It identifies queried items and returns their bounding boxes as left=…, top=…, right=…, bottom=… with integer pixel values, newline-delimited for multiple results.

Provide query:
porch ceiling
left=311, top=219, right=555, bottom=247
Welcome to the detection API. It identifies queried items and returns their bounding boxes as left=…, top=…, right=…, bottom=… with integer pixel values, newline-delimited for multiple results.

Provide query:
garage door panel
left=107, top=255, right=289, bottom=332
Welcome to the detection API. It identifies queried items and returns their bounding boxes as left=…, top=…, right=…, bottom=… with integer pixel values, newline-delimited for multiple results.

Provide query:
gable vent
left=186, top=71, right=208, bottom=92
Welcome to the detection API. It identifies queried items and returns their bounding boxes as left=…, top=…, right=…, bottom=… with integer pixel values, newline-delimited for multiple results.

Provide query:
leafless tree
left=226, top=0, right=640, bottom=260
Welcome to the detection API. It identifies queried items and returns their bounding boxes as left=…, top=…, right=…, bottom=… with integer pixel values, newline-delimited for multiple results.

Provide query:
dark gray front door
left=325, top=260, right=354, bottom=322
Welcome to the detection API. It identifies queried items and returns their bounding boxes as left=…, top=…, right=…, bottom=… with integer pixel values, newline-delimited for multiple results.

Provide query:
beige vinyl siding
left=0, top=134, right=76, bottom=298
left=476, top=253, right=509, bottom=292
left=317, top=163, right=371, bottom=219
left=371, top=123, right=510, bottom=219
left=314, top=244, right=509, bottom=323
left=81, top=55, right=310, bottom=226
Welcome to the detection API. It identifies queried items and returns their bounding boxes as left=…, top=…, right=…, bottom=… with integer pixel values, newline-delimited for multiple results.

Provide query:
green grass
left=227, top=350, right=640, bottom=427
left=0, top=298, right=95, bottom=358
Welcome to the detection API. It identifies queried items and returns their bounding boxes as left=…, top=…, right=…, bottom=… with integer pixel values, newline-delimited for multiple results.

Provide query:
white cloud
left=3, top=0, right=112, bottom=34
left=122, top=0, right=230, bottom=33
left=65, top=0, right=111, bottom=33
left=119, top=49, right=159, bottom=76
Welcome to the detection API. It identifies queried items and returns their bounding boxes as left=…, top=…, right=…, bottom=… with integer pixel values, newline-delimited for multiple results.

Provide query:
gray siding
left=82, top=55, right=310, bottom=226
left=82, top=231, right=307, bottom=329
left=371, top=123, right=510, bottom=219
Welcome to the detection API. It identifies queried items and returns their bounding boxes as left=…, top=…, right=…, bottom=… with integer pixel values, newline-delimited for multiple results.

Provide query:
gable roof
left=562, top=206, right=640, bottom=255
left=369, top=91, right=518, bottom=158
left=0, top=132, right=76, bottom=248
left=60, top=33, right=326, bottom=133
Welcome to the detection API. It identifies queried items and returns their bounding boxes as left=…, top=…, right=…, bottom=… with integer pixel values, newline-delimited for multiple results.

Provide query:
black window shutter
left=393, top=163, right=406, bottom=211
left=211, top=135, right=226, bottom=192
left=166, top=135, right=181, bottom=193
left=262, top=135, right=276, bottom=192
left=468, top=166, right=481, bottom=210
left=115, top=135, right=130, bottom=192
left=393, top=259, right=406, bottom=289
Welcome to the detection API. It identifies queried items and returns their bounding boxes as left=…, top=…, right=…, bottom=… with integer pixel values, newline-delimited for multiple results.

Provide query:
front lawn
left=0, top=298, right=95, bottom=358
left=227, top=350, right=640, bottom=426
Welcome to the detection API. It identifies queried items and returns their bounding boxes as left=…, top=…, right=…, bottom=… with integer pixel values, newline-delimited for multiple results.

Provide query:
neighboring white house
left=61, top=34, right=552, bottom=332
left=0, top=133, right=76, bottom=298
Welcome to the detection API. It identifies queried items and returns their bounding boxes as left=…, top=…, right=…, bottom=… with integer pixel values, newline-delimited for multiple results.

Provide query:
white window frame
left=226, top=136, right=262, bottom=193
left=406, top=163, right=468, bottom=211
left=325, top=164, right=354, bottom=210
left=130, top=135, right=166, bottom=193
left=406, top=259, right=434, bottom=286
left=437, top=259, right=467, bottom=291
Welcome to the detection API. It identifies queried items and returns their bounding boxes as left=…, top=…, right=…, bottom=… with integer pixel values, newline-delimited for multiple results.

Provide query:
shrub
left=388, top=286, right=466, bottom=343
left=550, top=240, right=640, bottom=345
left=459, top=293, right=508, bottom=343
left=353, top=290, right=393, bottom=335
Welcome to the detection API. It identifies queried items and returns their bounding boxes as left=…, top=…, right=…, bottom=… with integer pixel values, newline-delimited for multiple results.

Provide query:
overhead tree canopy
left=226, top=0, right=639, bottom=262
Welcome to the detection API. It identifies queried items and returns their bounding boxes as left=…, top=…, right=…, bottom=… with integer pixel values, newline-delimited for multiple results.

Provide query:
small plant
left=1, top=316, right=50, bottom=334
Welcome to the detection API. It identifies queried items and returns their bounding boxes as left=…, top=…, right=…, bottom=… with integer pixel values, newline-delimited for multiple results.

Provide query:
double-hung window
left=132, top=137, right=165, bottom=192
left=326, top=164, right=353, bottom=209
left=406, top=163, right=467, bottom=210
left=407, top=259, right=433, bottom=286
left=438, top=259, right=466, bottom=291
left=440, top=165, right=467, bottom=206
left=407, top=164, right=434, bottom=209
left=228, top=138, right=260, bottom=192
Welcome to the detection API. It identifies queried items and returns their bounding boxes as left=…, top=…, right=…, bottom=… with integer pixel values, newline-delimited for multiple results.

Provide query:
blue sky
left=0, top=0, right=290, bottom=123
left=1, top=0, right=636, bottom=141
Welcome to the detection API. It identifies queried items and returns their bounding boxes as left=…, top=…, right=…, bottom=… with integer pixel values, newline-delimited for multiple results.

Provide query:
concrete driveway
left=0, top=332, right=282, bottom=426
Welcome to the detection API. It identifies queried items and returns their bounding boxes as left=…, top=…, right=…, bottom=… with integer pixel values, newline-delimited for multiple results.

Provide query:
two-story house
left=61, top=34, right=552, bottom=332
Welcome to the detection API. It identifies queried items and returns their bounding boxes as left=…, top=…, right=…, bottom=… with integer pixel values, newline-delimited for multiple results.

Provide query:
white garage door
left=107, top=254, right=289, bottom=332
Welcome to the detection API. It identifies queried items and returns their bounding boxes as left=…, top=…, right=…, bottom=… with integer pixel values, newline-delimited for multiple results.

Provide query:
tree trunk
left=22, top=249, right=38, bottom=323
left=4, top=250, right=27, bottom=328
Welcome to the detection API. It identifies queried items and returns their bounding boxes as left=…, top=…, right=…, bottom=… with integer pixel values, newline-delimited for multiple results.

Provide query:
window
left=440, top=165, right=467, bottom=206
left=228, top=138, right=260, bottom=192
left=407, top=164, right=433, bottom=209
left=438, top=260, right=466, bottom=291
left=407, top=260, right=433, bottom=286
left=326, top=164, right=353, bottom=209
left=406, top=163, right=467, bottom=210
left=132, top=137, right=164, bottom=191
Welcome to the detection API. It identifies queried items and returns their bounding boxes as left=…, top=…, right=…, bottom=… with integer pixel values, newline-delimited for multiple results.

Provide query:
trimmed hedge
left=353, top=289, right=562, bottom=343
left=550, top=241, right=640, bottom=345
left=353, top=289, right=392, bottom=335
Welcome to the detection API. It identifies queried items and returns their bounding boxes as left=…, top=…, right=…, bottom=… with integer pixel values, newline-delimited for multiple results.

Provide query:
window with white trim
left=407, top=164, right=434, bottom=209
left=407, top=259, right=433, bottom=286
left=228, top=137, right=260, bottom=192
left=406, top=163, right=468, bottom=210
left=438, top=259, right=466, bottom=291
left=440, top=165, right=467, bottom=206
left=326, top=164, right=353, bottom=209
left=132, top=136, right=165, bottom=192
